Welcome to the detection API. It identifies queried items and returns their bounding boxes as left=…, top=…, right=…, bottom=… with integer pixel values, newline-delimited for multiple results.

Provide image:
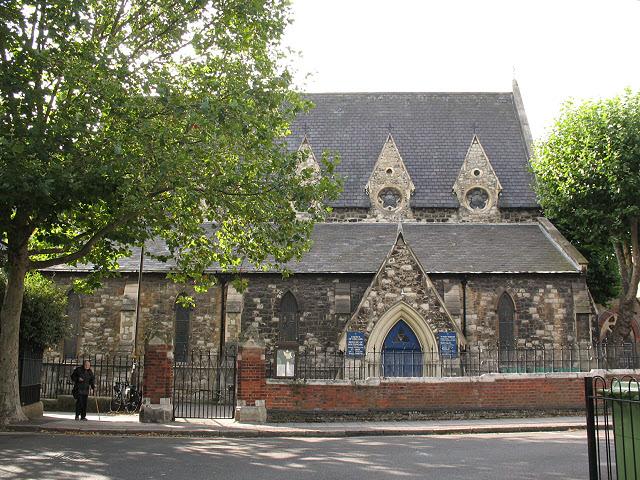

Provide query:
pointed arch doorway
left=382, top=320, right=423, bottom=377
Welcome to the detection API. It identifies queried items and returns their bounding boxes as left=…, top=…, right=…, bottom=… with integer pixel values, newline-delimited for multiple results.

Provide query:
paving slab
left=3, top=412, right=587, bottom=438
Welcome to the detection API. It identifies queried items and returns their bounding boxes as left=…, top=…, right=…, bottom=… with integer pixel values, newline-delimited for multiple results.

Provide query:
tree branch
left=622, top=242, right=632, bottom=272
left=29, top=215, right=135, bottom=269
left=29, top=187, right=173, bottom=269
left=43, top=78, right=61, bottom=124
left=127, top=0, right=202, bottom=58
left=28, top=247, right=68, bottom=256
left=625, top=217, right=640, bottom=302
left=614, top=241, right=630, bottom=294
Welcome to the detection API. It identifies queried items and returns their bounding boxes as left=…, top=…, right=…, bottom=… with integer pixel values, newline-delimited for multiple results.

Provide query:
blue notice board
left=346, top=331, right=366, bottom=357
left=438, top=332, right=458, bottom=359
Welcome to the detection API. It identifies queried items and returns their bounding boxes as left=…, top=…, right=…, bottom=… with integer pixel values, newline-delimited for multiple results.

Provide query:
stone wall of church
left=325, top=207, right=371, bottom=223
left=498, top=208, right=542, bottom=223
left=45, top=269, right=590, bottom=358
left=46, top=273, right=222, bottom=357
left=326, top=207, right=541, bottom=223
left=239, top=274, right=372, bottom=351
left=239, top=272, right=590, bottom=353
left=432, top=274, right=592, bottom=348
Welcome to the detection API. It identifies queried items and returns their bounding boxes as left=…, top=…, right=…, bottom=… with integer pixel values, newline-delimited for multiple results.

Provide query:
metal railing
left=19, top=355, right=43, bottom=406
left=40, top=355, right=143, bottom=399
left=173, top=348, right=237, bottom=419
left=586, top=376, right=640, bottom=480
left=266, top=342, right=640, bottom=380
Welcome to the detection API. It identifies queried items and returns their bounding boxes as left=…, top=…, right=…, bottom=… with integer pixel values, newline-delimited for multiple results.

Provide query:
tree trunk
left=0, top=244, right=29, bottom=425
left=612, top=297, right=637, bottom=341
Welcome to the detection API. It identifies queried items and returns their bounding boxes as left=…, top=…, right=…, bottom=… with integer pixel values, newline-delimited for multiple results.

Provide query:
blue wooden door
left=382, top=320, right=423, bottom=377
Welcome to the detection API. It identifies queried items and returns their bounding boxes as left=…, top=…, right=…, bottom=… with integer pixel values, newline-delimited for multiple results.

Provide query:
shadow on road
left=0, top=431, right=588, bottom=480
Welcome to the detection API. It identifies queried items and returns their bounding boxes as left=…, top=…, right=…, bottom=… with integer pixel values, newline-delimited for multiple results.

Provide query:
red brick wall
left=142, top=343, right=173, bottom=403
left=265, top=376, right=587, bottom=414
left=235, top=344, right=591, bottom=415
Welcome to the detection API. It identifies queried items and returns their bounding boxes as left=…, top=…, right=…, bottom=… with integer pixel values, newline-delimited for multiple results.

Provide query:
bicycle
left=109, top=381, right=142, bottom=413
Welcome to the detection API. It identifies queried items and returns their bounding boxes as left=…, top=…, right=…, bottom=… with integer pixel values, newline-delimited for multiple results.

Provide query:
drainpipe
left=218, top=277, right=227, bottom=353
left=461, top=276, right=468, bottom=346
left=216, top=277, right=228, bottom=402
left=132, top=245, right=144, bottom=386
left=133, top=245, right=144, bottom=358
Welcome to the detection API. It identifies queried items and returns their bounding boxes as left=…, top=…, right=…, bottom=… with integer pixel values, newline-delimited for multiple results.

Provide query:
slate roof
left=46, top=223, right=579, bottom=275
left=286, top=92, right=537, bottom=209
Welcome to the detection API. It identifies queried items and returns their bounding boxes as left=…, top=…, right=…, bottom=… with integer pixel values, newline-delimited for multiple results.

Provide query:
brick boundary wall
left=235, top=344, right=635, bottom=419
left=142, top=341, right=173, bottom=404
left=265, top=375, right=586, bottom=414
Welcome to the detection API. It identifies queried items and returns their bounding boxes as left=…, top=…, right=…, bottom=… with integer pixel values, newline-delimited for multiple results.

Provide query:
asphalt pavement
left=0, top=430, right=589, bottom=480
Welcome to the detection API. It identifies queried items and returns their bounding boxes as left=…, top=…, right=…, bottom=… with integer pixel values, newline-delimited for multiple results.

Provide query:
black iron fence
left=173, top=348, right=237, bottom=419
left=41, top=355, right=143, bottom=399
left=586, top=376, right=640, bottom=480
left=19, top=350, right=43, bottom=406
left=266, top=342, right=640, bottom=380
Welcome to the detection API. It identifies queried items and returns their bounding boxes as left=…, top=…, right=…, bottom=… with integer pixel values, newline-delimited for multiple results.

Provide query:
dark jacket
left=71, top=366, right=95, bottom=396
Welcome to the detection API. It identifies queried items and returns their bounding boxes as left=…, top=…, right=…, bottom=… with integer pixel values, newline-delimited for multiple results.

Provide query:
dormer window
left=365, top=134, right=415, bottom=220
left=452, top=135, right=502, bottom=218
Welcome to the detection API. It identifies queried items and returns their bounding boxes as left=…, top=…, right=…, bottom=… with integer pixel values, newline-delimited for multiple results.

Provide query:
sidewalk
left=4, top=412, right=587, bottom=438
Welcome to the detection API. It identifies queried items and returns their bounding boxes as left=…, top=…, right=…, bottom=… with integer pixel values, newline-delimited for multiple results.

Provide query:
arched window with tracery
left=279, top=291, right=298, bottom=344
left=497, top=292, right=516, bottom=345
left=174, top=296, right=191, bottom=363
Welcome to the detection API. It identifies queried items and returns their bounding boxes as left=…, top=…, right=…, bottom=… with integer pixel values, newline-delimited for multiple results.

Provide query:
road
left=0, top=431, right=588, bottom=480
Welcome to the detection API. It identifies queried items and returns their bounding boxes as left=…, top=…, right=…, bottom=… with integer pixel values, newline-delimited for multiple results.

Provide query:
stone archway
left=366, top=302, right=441, bottom=377
left=366, top=301, right=438, bottom=353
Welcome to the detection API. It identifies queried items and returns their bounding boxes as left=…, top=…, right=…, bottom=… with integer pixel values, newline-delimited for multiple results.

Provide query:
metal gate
left=585, top=376, right=640, bottom=479
left=173, top=348, right=236, bottom=419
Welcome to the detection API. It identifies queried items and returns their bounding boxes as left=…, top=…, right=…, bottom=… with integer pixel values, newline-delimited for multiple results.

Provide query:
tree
left=532, top=90, right=640, bottom=341
left=580, top=244, right=621, bottom=307
left=0, top=271, right=69, bottom=351
left=0, top=1, right=341, bottom=424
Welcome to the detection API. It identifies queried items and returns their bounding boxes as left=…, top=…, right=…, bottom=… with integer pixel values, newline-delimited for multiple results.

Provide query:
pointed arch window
left=175, top=296, right=191, bottom=363
left=279, top=291, right=299, bottom=344
left=63, top=291, right=81, bottom=359
left=498, top=292, right=515, bottom=345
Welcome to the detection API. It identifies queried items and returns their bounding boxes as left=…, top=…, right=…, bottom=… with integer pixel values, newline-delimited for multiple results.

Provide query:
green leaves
left=532, top=90, right=640, bottom=304
left=0, top=271, right=69, bottom=349
left=0, top=0, right=341, bottom=291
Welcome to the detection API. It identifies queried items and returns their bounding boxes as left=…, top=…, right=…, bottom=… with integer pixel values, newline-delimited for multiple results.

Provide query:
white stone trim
left=266, top=369, right=640, bottom=386
left=366, top=301, right=438, bottom=353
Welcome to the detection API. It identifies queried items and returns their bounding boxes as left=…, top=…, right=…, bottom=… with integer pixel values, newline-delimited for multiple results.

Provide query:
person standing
left=71, top=359, right=95, bottom=420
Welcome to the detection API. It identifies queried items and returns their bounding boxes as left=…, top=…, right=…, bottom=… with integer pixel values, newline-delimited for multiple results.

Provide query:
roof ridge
left=302, top=91, right=514, bottom=96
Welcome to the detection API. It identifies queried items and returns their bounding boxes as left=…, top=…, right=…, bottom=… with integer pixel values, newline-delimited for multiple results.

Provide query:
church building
left=46, top=82, right=595, bottom=371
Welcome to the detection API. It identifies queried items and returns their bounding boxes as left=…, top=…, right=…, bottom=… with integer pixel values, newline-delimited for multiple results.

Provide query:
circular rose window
left=465, top=187, right=489, bottom=210
left=378, top=187, right=402, bottom=211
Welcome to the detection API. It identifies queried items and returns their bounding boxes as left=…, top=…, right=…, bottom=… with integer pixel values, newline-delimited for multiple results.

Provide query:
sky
left=283, top=0, right=640, bottom=139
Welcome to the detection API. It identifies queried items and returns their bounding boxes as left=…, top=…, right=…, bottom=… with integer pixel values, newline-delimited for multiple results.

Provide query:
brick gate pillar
left=140, top=337, right=173, bottom=423
left=236, top=339, right=267, bottom=423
